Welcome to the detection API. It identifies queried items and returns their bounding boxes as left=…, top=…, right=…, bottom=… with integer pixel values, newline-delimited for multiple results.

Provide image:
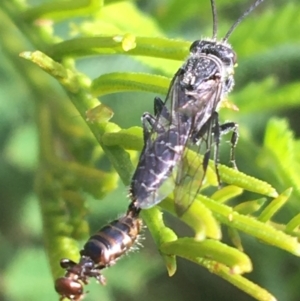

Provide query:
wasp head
left=190, top=40, right=237, bottom=66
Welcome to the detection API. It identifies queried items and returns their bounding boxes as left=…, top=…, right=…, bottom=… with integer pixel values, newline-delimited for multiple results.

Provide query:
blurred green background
left=1, top=0, right=300, bottom=301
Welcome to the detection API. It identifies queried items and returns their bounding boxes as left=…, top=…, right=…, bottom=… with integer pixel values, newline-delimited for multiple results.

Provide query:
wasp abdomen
left=130, top=127, right=189, bottom=209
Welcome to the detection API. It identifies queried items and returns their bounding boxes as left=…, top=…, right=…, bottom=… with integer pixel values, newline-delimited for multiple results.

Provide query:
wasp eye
left=189, top=40, right=202, bottom=53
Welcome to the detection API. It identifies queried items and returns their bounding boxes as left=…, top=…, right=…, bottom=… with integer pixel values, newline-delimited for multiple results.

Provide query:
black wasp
left=130, top=0, right=265, bottom=216
left=55, top=0, right=265, bottom=300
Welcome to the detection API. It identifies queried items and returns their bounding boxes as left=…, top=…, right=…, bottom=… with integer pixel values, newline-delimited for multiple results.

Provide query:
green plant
left=1, top=1, right=300, bottom=301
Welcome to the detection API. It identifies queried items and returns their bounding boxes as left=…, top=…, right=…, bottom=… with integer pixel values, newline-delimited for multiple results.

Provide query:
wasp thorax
left=190, top=40, right=237, bottom=66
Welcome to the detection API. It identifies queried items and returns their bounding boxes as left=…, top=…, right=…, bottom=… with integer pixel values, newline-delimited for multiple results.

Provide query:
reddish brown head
left=55, top=275, right=83, bottom=301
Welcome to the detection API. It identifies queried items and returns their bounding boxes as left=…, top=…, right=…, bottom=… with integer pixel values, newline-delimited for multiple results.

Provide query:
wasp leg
left=142, top=98, right=171, bottom=138
left=141, top=110, right=169, bottom=144
left=211, top=113, right=222, bottom=187
left=141, top=112, right=156, bottom=143
left=211, top=117, right=239, bottom=187
left=154, top=96, right=164, bottom=116
left=191, top=112, right=220, bottom=187
left=154, top=96, right=171, bottom=121
left=219, top=122, right=239, bottom=169
left=190, top=112, right=222, bottom=187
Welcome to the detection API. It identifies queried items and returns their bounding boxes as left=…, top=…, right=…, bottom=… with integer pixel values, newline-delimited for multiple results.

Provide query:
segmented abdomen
left=130, top=127, right=189, bottom=209
left=81, top=215, right=142, bottom=267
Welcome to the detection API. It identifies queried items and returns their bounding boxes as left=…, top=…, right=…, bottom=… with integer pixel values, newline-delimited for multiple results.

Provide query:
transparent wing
left=173, top=77, right=223, bottom=216
left=131, top=64, right=223, bottom=213
left=130, top=74, right=190, bottom=209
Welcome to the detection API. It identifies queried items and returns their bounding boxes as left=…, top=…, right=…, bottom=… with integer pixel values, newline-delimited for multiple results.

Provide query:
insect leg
left=212, top=117, right=240, bottom=187
left=189, top=112, right=220, bottom=186
left=211, top=112, right=222, bottom=187
left=142, top=96, right=172, bottom=139
left=154, top=96, right=171, bottom=121
left=59, top=259, right=77, bottom=269
left=219, top=122, right=239, bottom=169
left=191, top=112, right=223, bottom=187
left=154, top=96, right=164, bottom=116
left=141, top=112, right=156, bottom=143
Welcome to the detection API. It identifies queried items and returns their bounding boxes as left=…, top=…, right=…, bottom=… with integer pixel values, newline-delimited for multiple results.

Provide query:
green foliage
left=1, top=1, right=300, bottom=301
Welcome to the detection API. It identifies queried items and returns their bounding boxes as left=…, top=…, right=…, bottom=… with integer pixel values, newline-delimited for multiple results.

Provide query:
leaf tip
left=19, top=51, right=33, bottom=60
left=294, top=245, right=300, bottom=257
left=164, top=254, right=177, bottom=277
left=268, top=188, right=279, bottom=198
left=194, top=231, right=206, bottom=241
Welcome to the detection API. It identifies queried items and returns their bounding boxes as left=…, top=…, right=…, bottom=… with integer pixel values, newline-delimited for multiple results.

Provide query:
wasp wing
left=131, top=54, right=224, bottom=213
left=129, top=73, right=190, bottom=209
left=173, top=76, right=223, bottom=216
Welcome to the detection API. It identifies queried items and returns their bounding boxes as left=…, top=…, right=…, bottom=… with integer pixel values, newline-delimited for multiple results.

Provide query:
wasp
left=55, top=0, right=265, bottom=299
left=131, top=0, right=265, bottom=216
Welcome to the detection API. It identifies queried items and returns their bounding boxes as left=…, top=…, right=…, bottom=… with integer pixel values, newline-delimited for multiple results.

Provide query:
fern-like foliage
left=1, top=1, right=300, bottom=301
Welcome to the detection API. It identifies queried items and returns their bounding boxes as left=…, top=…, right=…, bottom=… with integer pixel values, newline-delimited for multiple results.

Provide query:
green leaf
left=160, top=197, right=221, bottom=240
left=47, top=36, right=189, bottom=62
left=234, top=198, right=267, bottom=215
left=102, top=126, right=143, bottom=150
left=259, top=119, right=300, bottom=202
left=198, top=194, right=300, bottom=256
left=22, top=0, right=103, bottom=22
left=141, top=207, right=178, bottom=277
left=211, top=185, right=244, bottom=203
left=258, top=188, right=292, bottom=222
left=160, top=238, right=252, bottom=274
left=91, top=72, right=170, bottom=97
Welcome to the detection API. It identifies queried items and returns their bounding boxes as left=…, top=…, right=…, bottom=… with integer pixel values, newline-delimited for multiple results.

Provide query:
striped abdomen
left=81, top=214, right=142, bottom=267
left=130, top=125, right=190, bottom=209
left=55, top=207, right=142, bottom=301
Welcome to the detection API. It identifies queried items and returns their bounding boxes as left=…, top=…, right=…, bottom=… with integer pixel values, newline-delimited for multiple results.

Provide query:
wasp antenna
left=211, top=0, right=218, bottom=40
left=223, top=0, right=265, bottom=42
